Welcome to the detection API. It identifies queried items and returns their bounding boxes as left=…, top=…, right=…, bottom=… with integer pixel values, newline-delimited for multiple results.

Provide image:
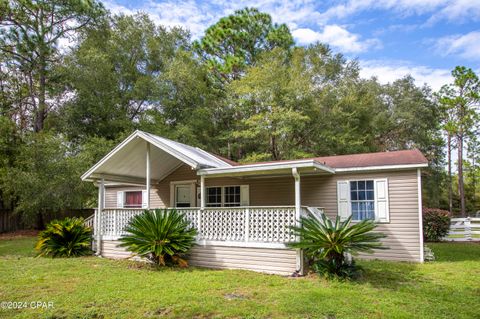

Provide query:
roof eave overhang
left=197, top=161, right=428, bottom=177
left=334, top=163, right=428, bottom=173
left=197, top=160, right=335, bottom=177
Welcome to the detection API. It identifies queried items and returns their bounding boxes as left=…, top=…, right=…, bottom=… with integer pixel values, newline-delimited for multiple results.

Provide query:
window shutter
left=337, top=181, right=351, bottom=221
left=374, top=179, right=389, bottom=222
left=142, top=190, right=148, bottom=209
left=240, top=185, right=250, bottom=206
left=116, top=191, right=124, bottom=208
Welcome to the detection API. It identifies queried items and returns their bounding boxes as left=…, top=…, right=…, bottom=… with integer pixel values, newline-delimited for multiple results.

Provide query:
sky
left=102, top=0, right=480, bottom=91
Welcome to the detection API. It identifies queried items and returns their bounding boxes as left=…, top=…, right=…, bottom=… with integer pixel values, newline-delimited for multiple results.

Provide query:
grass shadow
left=354, top=261, right=423, bottom=290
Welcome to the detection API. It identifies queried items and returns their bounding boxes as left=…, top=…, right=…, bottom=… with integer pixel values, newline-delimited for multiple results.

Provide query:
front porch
left=92, top=206, right=322, bottom=248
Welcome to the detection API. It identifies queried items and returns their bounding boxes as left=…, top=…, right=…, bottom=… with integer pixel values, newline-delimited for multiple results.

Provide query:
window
left=224, top=186, right=241, bottom=207
left=337, top=179, right=389, bottom=223
left=205, top=185, right=243, bottom=207
left=124, top=191, right=142, bottom=208
left=206, top=187, right=222, bottom=207
left=350, top=180, right=375, bottom=220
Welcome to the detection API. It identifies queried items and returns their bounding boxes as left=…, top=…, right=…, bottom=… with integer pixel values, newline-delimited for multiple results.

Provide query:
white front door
left=175, top=185, right=193, bottom=207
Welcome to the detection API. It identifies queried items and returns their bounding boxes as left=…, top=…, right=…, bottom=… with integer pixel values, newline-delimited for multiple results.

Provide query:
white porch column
left=292, top=168, right=304, bottom=274
left=200, top=175, right=205, bottom=210
left=292, top=168, right=301, bottom=217
left=146, top=142, right=151, bottom=209
left=96, top=178, right=104, bottom=256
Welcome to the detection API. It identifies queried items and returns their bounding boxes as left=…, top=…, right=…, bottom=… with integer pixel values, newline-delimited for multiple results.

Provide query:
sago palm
left=119, top=209, right=197, bottom=267
left=35, top=217, right=92, bottom=257
left=289, top=214, right=387, bottom=278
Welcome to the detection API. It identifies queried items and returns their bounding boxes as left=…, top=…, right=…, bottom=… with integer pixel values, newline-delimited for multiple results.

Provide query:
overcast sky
left=102, top=0, right=480, bottom=91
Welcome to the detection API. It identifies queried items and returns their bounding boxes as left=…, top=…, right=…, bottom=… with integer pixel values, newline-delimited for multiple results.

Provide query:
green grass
left=0, top=237, right=479, bottom=319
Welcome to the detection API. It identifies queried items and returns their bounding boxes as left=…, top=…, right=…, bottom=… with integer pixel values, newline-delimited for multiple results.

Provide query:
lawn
left=0, top=236, right=479, bottom=319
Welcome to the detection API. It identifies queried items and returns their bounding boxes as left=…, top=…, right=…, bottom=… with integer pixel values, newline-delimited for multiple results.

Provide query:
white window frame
left=337, top=178, right=390, bottom=223
left=170, top=180, right=197, bottom=208
left=350, top=180, right=375, bottom=221
left=205, top=186, right=223, bottom=207
left=117, top=189, right=147, bottom=209
left=205, top=185, right=244, bottom=207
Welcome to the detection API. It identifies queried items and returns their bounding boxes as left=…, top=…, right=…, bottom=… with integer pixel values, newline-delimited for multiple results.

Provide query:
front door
left=175, top=185, right=192, bottom=207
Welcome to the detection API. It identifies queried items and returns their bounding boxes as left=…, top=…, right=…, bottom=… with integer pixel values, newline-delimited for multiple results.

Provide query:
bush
left=35, top=217, right=92, bottom=257
left=423, top=207, right=451, bottom=242
left=119, top=209, right=197, bottom=267
left=289, top=214, right=387, bottom=279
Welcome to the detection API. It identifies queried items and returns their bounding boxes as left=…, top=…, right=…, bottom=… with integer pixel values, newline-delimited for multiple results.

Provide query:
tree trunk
left=36, top=210, right=45, bottom=230
left=447, top=133, right=453, bottom=214
left=34, top=57, right=47, bottom=132
left=458, top=135, right=466, bottom=217
left=473, top=153, right=476, bottom=212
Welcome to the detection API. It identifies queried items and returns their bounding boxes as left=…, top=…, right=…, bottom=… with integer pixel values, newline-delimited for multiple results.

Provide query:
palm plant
left=35, top=217, right=92, bottom=257
left=119, top=209, right=197, bottom=267
left=289, top=214, right=387, bottom=278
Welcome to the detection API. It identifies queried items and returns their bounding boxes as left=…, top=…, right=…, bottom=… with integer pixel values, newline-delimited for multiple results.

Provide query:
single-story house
left=82, top=130, right=428, bottom=275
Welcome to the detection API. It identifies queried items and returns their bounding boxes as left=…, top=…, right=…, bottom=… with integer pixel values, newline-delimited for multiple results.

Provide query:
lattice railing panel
left=249, top=207, right=296, bottom=243
left=200, top=208, right=245, bottom=241
left=117, top=209, right=143, bottom=235
left=177, top=208, right=199, bottom=230
left=97, top=207, right=303, bottom=244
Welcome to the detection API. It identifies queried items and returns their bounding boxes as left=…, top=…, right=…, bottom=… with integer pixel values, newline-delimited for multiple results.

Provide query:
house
left=82, top=130, right=428, bottom=275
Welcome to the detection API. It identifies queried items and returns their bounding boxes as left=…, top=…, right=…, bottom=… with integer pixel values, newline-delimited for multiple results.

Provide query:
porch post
left=200, top=175, right=205, bottom=210
left=96, top=178, right=104, bottom=256
left=293, top=168, right=301, bottom=216
left=292, top=168, right=304, bottom=274
left=146, top=142, right=151, bottom=209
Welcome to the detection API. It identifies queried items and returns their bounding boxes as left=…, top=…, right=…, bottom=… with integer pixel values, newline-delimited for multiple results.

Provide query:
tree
left=438, top=67, right=480, bottom=216
left=1, top=132, right=116, bottom=228
left=194, top=7, right=294, bottom=84
left=228, top=47, right=311, bottom=161
left=0, top=0, right=104, bottom=132
left=61, top=13, right=190, bottom=141
left=466, top=135, right=480, bottom=213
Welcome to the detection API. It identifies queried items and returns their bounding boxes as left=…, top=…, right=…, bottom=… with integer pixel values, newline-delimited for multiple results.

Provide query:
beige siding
left=101, top=240, right=297, bottom=275
left=301, top=170, right=421, bottom=262
left=188, top=245, right=297, bottom=275
left=101, top=240, right=133, bottom=259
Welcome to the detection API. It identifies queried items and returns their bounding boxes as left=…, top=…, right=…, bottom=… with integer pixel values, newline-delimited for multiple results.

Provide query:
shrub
left=423, top=207, right=451, bottom=242
left=119, top=209, right=197, bottom=267
left=289, top=214, right=387, bottom=279
left=35, top=217, right=92, bottom=257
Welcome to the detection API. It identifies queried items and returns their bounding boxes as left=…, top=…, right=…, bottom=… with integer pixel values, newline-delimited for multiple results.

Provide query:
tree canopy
left=0, top=4, right=478, bottom=226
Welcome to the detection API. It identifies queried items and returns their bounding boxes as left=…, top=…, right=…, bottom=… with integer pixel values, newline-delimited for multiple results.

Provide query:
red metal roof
left=212, top=149, right=428, bottom=169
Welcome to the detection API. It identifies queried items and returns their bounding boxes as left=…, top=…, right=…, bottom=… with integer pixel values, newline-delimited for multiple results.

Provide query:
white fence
left=444, top=217, right=480, bottom=242
left=93, top=206, right=310, bottom=247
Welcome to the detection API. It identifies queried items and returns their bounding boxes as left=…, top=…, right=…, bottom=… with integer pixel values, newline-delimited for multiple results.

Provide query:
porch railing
left=92, top=206, right=318, bottom=246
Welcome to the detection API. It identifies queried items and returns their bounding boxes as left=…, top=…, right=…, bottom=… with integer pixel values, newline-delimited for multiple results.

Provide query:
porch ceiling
left=84, top=136, right=184, bottom=183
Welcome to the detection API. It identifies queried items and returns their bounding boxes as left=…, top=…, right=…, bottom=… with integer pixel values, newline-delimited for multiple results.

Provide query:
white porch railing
left=84, top=214, right=95, bottom=229
left=92, top=206, right=316, bottom=247
left=444, top=217, right=480, bottom=242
